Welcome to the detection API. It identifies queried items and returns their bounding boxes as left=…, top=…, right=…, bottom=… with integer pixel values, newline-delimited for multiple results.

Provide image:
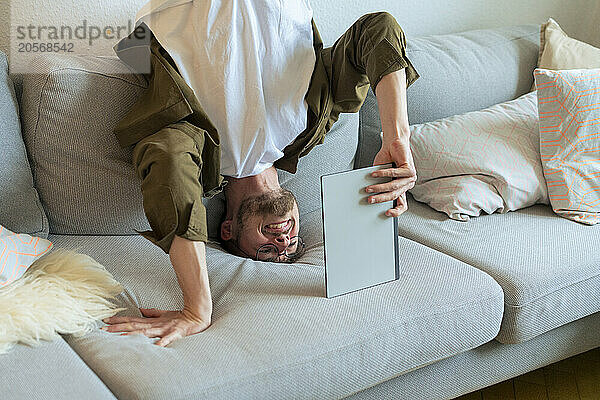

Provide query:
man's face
left=222, top=189, right=302, bottom=262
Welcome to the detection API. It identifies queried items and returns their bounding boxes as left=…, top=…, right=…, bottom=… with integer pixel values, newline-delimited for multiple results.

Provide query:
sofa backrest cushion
left=356, top=24, right=540, bottom=168
left=0, top=51, right=49, bottom=237
left=19, top=53, right=358, bottom=239
left=20, top=54, right=151, bottom=235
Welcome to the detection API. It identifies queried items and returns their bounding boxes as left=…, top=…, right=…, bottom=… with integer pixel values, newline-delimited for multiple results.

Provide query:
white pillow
left=409, top=91, right=549, bottom=221
left=531, top=18, right=600, bottom=91
left=539, top=18, right=600, bottom=71
left=534, top=67, right=600, bottom=224
left=0, top=224, right=53, bottom=287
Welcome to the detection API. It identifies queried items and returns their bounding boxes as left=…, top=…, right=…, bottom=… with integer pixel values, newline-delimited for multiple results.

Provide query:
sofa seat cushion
left=397, top=194, right=600, bottom=344
left=48, top=234, right=503, bottom=400
left=1, top=339, right=116, bottom=400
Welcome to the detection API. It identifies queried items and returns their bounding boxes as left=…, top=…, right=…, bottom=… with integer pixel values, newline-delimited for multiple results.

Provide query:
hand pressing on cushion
left=102, top=235, right=213, bottom=347
left=102, top=306, right=211, bottom=347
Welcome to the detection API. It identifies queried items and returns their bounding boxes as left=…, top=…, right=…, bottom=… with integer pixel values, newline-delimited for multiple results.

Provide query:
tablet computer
left=320, top=164, right=400, bottom=298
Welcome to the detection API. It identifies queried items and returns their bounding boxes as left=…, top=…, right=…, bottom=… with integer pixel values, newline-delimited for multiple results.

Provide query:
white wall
left=311, top=0, right=600, bottom=47
left=1, top=0, right=599, bottom=66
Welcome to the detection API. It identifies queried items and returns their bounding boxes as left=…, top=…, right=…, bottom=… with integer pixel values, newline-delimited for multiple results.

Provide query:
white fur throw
left=0, top=248, right=125, bottom=354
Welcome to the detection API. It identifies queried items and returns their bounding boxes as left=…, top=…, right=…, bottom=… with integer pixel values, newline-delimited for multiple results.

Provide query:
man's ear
left=220, top=219, right=234, bottom=241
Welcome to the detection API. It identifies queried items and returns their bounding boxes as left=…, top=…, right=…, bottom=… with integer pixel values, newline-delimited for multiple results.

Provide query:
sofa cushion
left=0, top=51, right=49, bottom=237
left=396, top=194, right=600, bottom=344
left=49, top=234, right=503, bottom=400
left=1, top=339, right=116, bottom=400
left=535, top=18, right=600, bottom=83
left=357, top=24, right=540, bottom=168
left=19, top=54, right=151, bottom=235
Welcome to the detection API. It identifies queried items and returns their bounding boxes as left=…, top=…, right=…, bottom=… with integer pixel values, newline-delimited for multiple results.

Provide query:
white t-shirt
left=135, top=0, right=316, bottom=178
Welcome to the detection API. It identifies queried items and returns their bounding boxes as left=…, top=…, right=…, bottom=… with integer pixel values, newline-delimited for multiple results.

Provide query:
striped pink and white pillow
left=0, top=225, right=53, bottom=287
left=534, top=68, right=600, bottom=224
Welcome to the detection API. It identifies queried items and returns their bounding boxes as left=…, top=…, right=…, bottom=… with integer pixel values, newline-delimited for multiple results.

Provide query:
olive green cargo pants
left=131, top=12, right=420, bottom=254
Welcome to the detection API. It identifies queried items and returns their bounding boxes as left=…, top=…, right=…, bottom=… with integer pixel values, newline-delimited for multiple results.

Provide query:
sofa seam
left=62, top=337, right=120, bottom=399
left=31, top=71, right=53, bottom=210
left=45, top=66, right=147, bottom=88
left=10, top=71, right=46, bottom=235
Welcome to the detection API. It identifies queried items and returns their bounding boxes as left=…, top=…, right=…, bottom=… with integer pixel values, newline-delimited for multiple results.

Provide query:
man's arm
left=169, top=235, right=212, bottom=326
left=366, top=68, right=417, bottom=217
left=315, top=12, right=418, bottom=214
left=103, top=121, right=214, bottom=347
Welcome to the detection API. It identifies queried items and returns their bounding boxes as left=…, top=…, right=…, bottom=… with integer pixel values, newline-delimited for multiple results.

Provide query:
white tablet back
left=321, top=164, right=399, bottom=298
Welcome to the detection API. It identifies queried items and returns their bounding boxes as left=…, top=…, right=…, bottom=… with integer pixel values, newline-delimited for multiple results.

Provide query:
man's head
left=219, top=187, right=305, bottom=263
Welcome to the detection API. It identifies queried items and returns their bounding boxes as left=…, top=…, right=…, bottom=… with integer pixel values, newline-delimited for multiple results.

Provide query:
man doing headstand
left=103, top=0, right=420, bottom=346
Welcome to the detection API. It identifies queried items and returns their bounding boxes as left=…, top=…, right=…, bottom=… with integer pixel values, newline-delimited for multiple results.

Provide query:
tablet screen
left=321, top=164, right=400, bottom=298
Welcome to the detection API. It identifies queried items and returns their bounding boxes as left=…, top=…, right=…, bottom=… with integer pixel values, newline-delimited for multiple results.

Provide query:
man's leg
left=323, top=12, right=420, bottom=120
left=132, top=121, right=209, bottom=253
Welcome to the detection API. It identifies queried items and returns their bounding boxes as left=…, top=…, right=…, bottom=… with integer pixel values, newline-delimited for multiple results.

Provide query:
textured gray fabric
left=396, top=194, right=600, bottom=344
left=278, top=111, right=359, bottom=216
left=356, top=24, right=540, bottom=168
left=347, top=311, right=600, bottom=400
left=0, top=51, right=48, bottom=237
left=48, top=234, right=503, bottom=400
left=1, top=339, right=116, bottom=400
left=19, top=54, right=151, bottom=235
left=203, top=111, right=359, bottom=241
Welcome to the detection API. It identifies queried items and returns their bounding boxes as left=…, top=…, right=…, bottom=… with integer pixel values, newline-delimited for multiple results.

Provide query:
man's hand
left=102, top=306, right=211, bottom=347
left=366, top=136, right=416, bottom=217
left=102, top=235, right=213, bottom=347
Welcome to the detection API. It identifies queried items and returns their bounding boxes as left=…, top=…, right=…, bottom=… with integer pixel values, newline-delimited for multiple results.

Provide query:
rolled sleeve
left=132, top=122, right=210, bottom=254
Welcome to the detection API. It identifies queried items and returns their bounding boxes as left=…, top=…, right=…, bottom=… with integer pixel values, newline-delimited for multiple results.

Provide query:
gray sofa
left=3, top=22, right=599, bottom=400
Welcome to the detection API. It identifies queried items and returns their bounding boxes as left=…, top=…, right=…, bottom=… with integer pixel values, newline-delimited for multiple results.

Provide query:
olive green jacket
left=113, top=20, right=336, bottom=197
left=112, top=16, right=419, bottom=191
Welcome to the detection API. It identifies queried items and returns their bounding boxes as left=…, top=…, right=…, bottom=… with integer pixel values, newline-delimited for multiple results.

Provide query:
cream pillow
left=538, top=18, right=600, bottom=69
left=534, top=68, right=600, bottom=224
left=0, top=224, right=53, bottom=287
left=409, top=91, right=549, bottom=221
left=531, top=18, right=600, bottom=91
